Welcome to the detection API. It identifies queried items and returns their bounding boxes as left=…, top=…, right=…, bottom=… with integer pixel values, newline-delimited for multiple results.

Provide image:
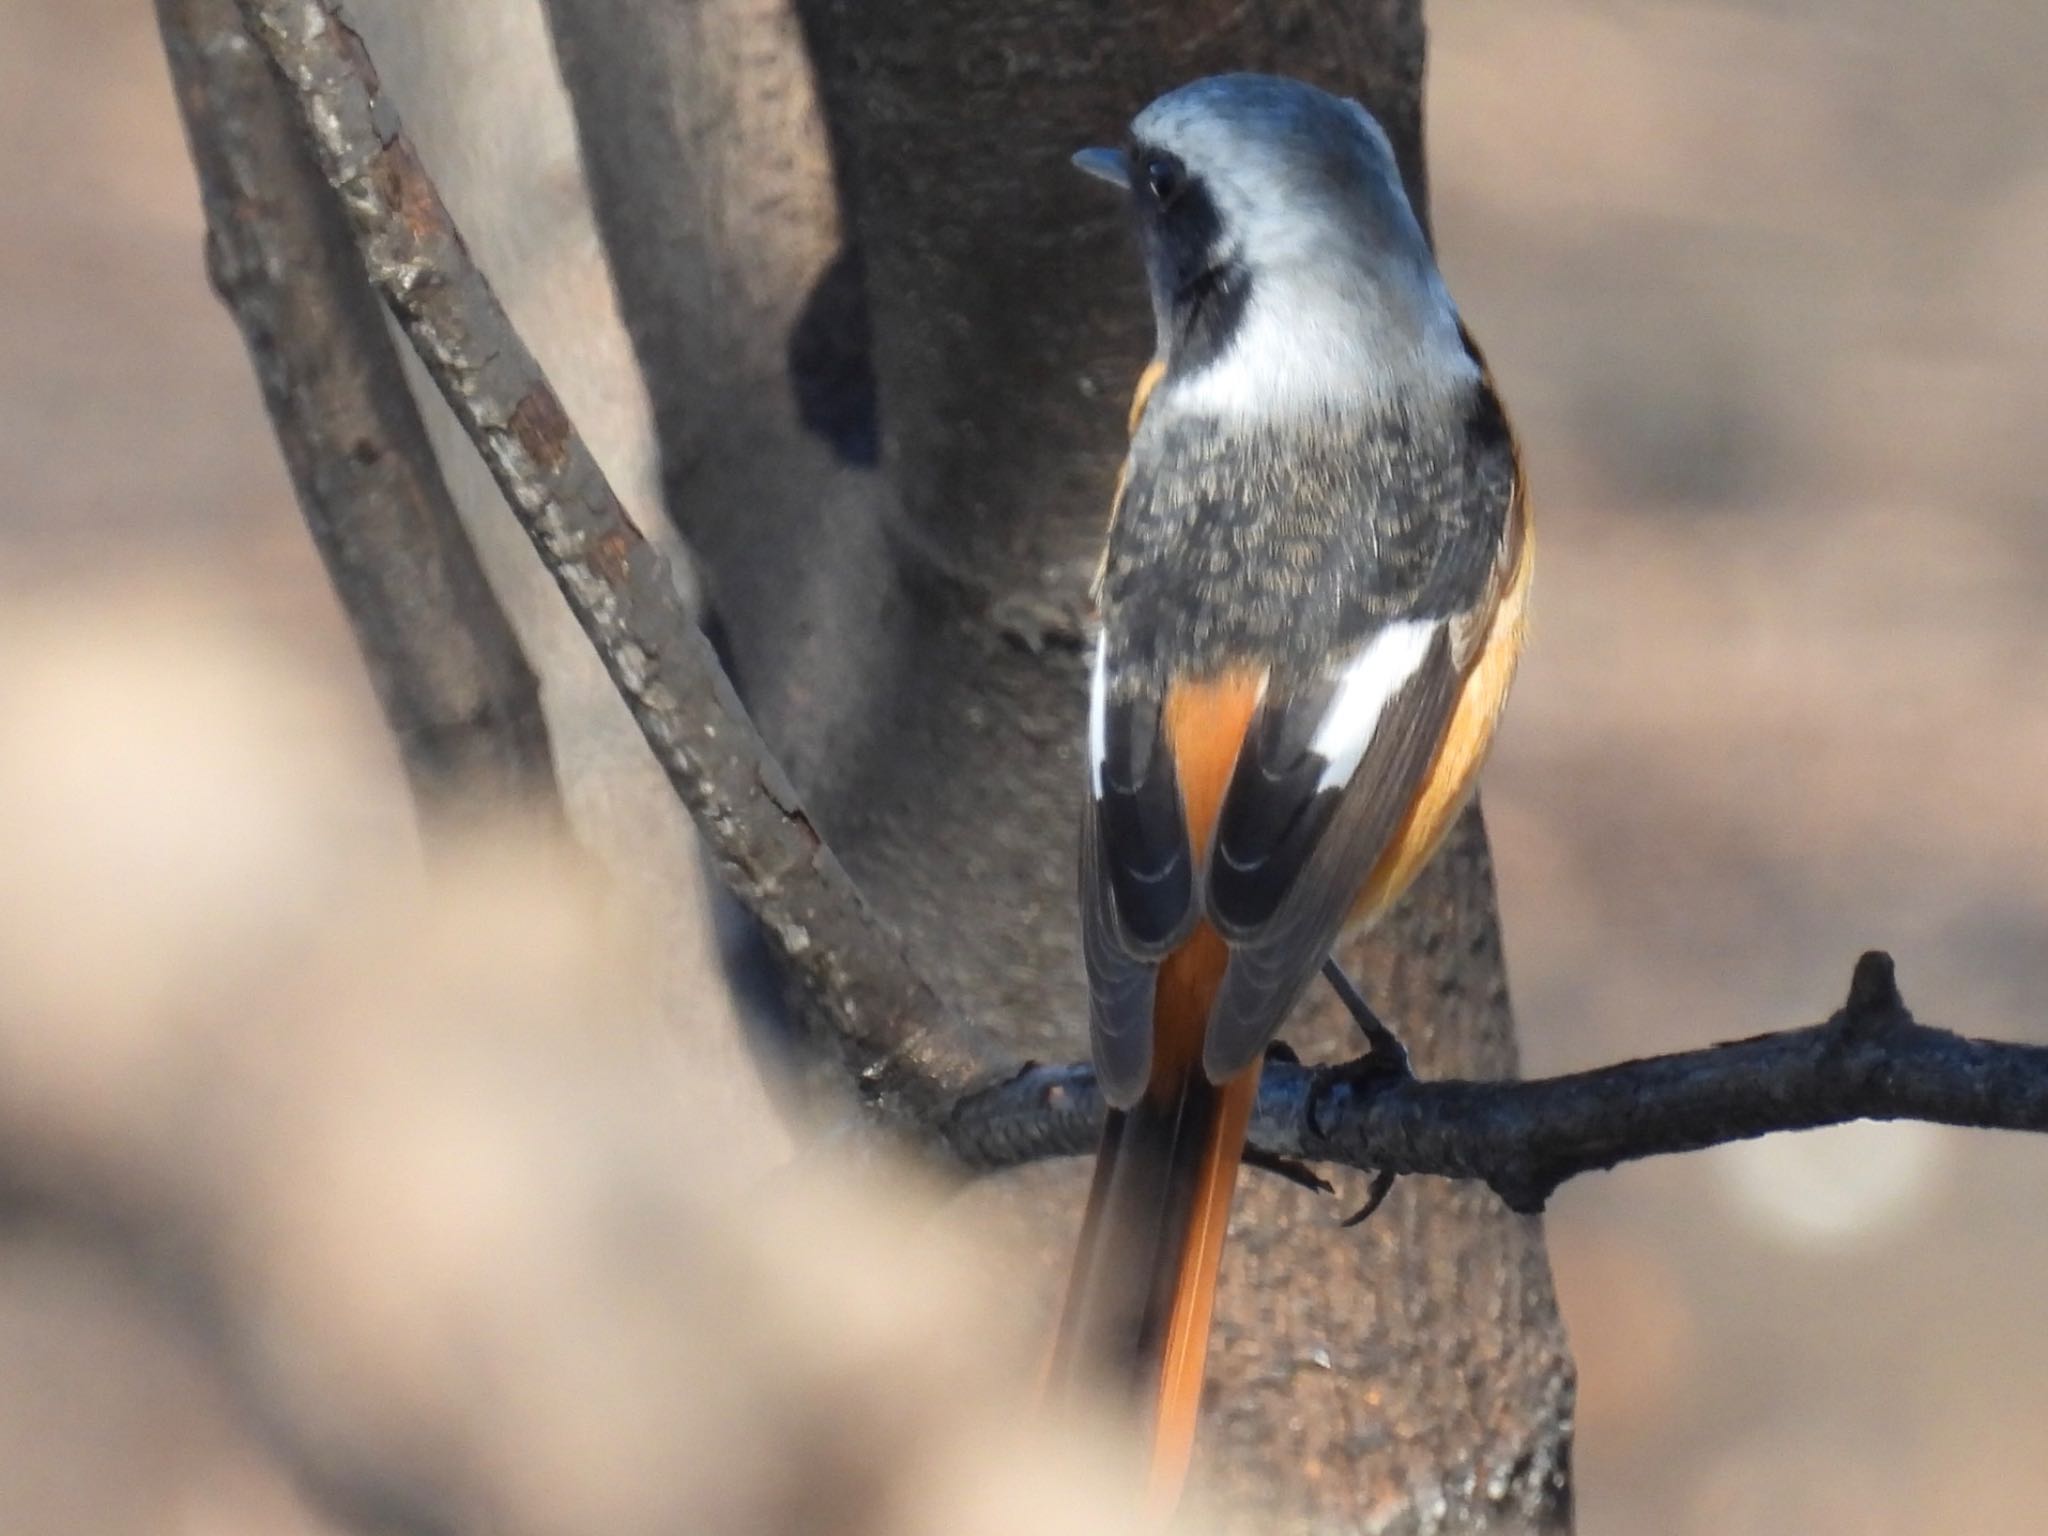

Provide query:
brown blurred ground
left=2, top=0, right=2045, bottom=1531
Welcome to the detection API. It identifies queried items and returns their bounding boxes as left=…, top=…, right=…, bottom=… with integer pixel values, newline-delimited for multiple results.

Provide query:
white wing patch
left=1087, top=632, right=1109, bottom=797
left=1310, top=620, right=1440, bottom=792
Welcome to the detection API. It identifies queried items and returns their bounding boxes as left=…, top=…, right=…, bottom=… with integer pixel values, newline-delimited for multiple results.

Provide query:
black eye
left=1144, top=155, right=1185, bottom=205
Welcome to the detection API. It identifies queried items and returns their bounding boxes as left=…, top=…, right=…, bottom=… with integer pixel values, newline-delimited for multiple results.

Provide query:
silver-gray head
left=1075, top=74, right=1476, bottom=418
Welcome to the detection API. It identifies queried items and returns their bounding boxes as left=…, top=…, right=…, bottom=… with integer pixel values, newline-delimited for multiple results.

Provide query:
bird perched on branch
left=1049, top=73, right=1531, bottom=1510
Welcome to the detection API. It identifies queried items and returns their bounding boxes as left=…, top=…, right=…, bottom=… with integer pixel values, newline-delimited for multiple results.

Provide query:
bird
left=1048, top=73, right=1532, bottom=1510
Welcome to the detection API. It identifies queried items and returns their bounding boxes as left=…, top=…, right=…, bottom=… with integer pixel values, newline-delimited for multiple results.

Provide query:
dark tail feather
left=1048, top=1054, right=1259, bottom=1512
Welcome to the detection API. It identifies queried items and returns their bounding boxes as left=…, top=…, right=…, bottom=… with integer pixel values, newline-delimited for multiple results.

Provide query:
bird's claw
left=1340, top=1167, right=1398, bottom=1228
left=1244, top=1146, right=1336, bottom=1196
left=1320, top=961, right=1410, bottom=1226
left=1321, top=957, right=1413, bottom=1079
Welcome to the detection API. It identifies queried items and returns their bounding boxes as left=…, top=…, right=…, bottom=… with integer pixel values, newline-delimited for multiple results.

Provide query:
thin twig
left=950, top=952, right=2048, bottom=1210
left=233, top=0, right=990, bottom=1127
left=162, top=0, right=558, bottom=821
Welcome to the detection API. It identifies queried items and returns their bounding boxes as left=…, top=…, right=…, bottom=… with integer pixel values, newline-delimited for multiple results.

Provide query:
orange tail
left=1049, top=927, right=1258, bottom=1514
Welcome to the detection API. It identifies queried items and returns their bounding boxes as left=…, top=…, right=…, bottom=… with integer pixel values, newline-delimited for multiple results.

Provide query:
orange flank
left=1353, top=510, right=1533, bottom=923
left=1102, top=359, right=1170, bottom=591
left=1128, top=357, right=1168, bottom=435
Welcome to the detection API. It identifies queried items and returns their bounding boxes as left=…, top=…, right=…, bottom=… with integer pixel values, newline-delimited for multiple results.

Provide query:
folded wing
left=1081, top=637, right=1197, bottom=1106
left=1202, top=621, right=1461, bottom=1080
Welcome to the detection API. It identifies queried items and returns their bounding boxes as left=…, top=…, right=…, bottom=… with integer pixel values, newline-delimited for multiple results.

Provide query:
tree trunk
left=543, top=0, right=1574, bottom=1526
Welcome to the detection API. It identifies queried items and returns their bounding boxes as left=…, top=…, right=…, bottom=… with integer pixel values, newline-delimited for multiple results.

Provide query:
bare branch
left=160, top=0, right=558, bottom=820
left=949, top=952, right=2048, bottom=1211
left=230, top=0, right=992, bottom=1125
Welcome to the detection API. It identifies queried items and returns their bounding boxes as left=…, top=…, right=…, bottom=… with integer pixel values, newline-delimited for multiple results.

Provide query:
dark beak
left=1071, top=147, right=1130, bottom=188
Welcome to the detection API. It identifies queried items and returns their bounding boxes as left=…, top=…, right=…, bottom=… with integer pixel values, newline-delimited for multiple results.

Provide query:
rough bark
left=159, top=0, right=557, bottom=821
left=233, top=0, right=986, bottom=1129
left=550, top=0, right=1573, bottom=1527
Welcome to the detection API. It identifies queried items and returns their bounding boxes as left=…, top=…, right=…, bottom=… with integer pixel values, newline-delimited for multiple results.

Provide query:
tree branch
left=949, top=952, right=2048, bottom=1211
left=160, top=0, right=558, bottom=822
left=230, top=0, right=994, bottom=1128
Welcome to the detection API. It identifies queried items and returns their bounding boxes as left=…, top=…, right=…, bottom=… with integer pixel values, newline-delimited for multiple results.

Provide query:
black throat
left=1133, top=154, right=1253, bottom=378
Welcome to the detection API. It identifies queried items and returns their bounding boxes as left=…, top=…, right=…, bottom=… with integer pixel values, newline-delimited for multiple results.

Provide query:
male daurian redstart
left=1048, top=74, right=1532, bottom=1508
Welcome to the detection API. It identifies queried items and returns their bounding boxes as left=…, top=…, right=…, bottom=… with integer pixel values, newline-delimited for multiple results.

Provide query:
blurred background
left=3, top=0, right=2046, bottom=1532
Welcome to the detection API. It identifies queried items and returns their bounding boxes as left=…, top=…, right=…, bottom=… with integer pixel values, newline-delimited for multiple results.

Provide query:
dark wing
left=1078, top=802, right=1158, bottom=1108
left=1081, top=644, right=1198, bottom=1107
left=1201, top=621, right=1461, bottom=1082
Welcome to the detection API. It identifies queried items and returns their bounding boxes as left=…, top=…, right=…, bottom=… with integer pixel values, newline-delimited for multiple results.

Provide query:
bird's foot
left=1321, top=958, right=1412, bottom=1079
left=1247, top=1041, right=1337, bottom=1195
left=1320, top=959, right=1409, bottom=1226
